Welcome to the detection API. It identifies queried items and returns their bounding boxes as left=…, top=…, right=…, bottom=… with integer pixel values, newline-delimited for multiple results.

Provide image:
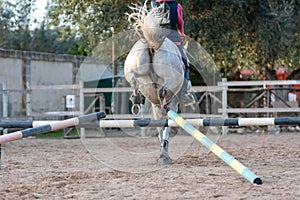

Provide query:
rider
left=153, top=0, right=190, bottom=80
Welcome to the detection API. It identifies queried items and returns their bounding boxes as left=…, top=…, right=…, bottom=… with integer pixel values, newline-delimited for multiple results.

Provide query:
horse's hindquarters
left=124, top=39, right=184, bottom=105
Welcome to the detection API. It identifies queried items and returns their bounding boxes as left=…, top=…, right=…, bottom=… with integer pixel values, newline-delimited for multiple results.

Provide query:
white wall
left=0, top=58, right=23, bottom=117
left=30, top=61, right=74, bottom=114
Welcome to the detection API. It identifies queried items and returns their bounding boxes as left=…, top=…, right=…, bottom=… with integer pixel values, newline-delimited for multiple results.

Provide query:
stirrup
left=131, top=104, right=141, bottom=116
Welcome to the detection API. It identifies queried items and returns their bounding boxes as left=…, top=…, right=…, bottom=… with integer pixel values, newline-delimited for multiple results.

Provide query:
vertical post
left=26, top=81, right=32, bottom=116
left=99, top=94, right=105, bottom=112
left=221, top=78, right=228, bottom=135
left=265, top=84, right=270, bottom=118
left=120, top=80, right=128, bottom=114
left=26, top=56, right=32, bottom=116
left=2, top=81, right=8, bottom=118
left=0, top=82, right=7, bottom=171
left=111, top=27, right=115, bottom=116
left=205, top=92, right=210, bottom=114
left=23, top=56, right=31, bottom=117
left=111, top=27, right=115, bottom=88
left=0, top=128, right=2, bottom=170
left=79, top=80, right=85, bottom=138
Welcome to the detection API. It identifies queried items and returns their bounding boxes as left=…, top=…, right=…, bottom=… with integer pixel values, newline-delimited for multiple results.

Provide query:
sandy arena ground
left=0, top=131, right=299, bottom=200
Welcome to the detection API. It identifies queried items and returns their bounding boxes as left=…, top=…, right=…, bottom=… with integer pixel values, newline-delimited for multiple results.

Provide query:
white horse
left=124, top=1, right=185, bottom=164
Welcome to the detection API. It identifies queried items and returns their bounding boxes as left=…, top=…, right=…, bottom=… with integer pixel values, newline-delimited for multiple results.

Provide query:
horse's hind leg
left=152, top=105, right=172, bottom=165
left=158, top=127, right=172, bottom=165
left=157, top=85, right=168, bottom=111
left=158, top=85, right=167, bottom=102
left=125, top=71, right=139, bottom=95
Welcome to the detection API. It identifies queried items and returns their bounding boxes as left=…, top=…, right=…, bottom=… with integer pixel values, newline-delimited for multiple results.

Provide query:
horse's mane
left=127, top=1, right=168, bottom=50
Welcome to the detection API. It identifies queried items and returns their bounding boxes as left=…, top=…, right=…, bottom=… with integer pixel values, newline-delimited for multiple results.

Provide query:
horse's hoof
left=158, top=156, right=172, bottom=165
left=158, top=148, right=172, bottom=165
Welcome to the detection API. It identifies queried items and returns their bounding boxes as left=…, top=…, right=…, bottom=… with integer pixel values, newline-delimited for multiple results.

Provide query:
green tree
left=0, top=0, right=37, bottom=50
left=10, top=0, right=37, bottom=50
left=0, top=0, right=16, bottom=48
left=258, top=0, right=299, bottom=69
left=48, top=0, right=138, bottom=54
left=183, top=0, right=299, bottom=78
left=30, top=21, right=79, bottom=54
left=26, top=0, right=300, bottom=79
left=0, top=0, right=80, bottom=54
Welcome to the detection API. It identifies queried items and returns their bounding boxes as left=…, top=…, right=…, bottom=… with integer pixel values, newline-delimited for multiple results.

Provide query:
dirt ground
left=0, top=130, right=299, bottom=200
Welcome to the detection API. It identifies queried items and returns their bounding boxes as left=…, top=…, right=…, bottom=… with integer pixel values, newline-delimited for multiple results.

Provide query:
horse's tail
left=127, top=1, right=167, bottom=50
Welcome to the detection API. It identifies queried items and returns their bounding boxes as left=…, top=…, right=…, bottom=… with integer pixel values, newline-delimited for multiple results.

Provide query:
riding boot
left=184, top=67, right=190, bottom=80
left=177, top=44, right=192, bottom=94
left=179, top=78, right=194, bottom=105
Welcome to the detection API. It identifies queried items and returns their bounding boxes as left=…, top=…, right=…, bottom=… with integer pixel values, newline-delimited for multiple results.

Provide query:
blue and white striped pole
left=168, top=110, right=262, bottom=185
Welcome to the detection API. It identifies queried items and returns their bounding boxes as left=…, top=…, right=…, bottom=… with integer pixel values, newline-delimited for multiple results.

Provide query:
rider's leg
left=176, top=45, right=193, bottom=104
left=177, top=45, right=190, bottom=80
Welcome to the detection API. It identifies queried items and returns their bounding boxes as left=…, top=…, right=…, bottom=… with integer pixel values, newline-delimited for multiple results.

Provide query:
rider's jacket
left=155, top=0, right=184, bottom=45
left=156, top=1, right=178, bottom=31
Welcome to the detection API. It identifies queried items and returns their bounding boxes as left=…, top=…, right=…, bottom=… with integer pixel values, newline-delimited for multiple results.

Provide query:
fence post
left=79, top=80, right=85, bottom=138
left=1, top=81, right=8, bottom=171
left=26, top=81, right=32, bottom=116
left=0, top=128, right=2, bottom=170
left=2, top=81, right=8, bottom=118
left=221, top=78, right=228, bottom=135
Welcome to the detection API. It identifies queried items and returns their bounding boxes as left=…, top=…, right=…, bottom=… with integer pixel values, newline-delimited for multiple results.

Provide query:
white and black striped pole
left=95, top=117, right=300, bottom=128
left=1, top=117, right=300, bottom=129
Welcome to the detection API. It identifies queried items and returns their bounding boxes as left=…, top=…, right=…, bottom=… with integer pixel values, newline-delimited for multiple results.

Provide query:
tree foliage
left=1, top=0, right=299, bottom=79
left=0, top=0, right=78, bottom=54
left=48, top=0, right=138, bottom=54
left=182, top=0, right=300, bottom=78
left=47, top=0, right=299, bottom=79
left=0, top=0, right=37, bottom=50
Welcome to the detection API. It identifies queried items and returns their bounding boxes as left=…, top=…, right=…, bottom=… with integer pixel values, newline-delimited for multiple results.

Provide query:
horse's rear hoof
left=158, top=149, right=172, bottom=165
left=158, top=157, right=172, bottom=165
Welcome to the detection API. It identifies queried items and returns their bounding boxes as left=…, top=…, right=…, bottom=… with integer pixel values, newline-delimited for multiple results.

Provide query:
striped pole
left=168, top=110, right=262, bottom=185
left=1, top=117, right=300, bottom=129
left=96, top=117, right=300, bottom=128
left=0, top=117, right=300, bottom=129
left=0, top=111, right=106, bottom=144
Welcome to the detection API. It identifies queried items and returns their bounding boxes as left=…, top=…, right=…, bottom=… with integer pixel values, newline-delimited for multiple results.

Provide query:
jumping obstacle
left=168, top=110, right=263, bottom=185
left=2, top=116, right=300, bottom=129
left=0, top=111, right=106, bottom=144
left=96, top=117, right=300, bottom=128
left=0, top=120, right=107, bottom=129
